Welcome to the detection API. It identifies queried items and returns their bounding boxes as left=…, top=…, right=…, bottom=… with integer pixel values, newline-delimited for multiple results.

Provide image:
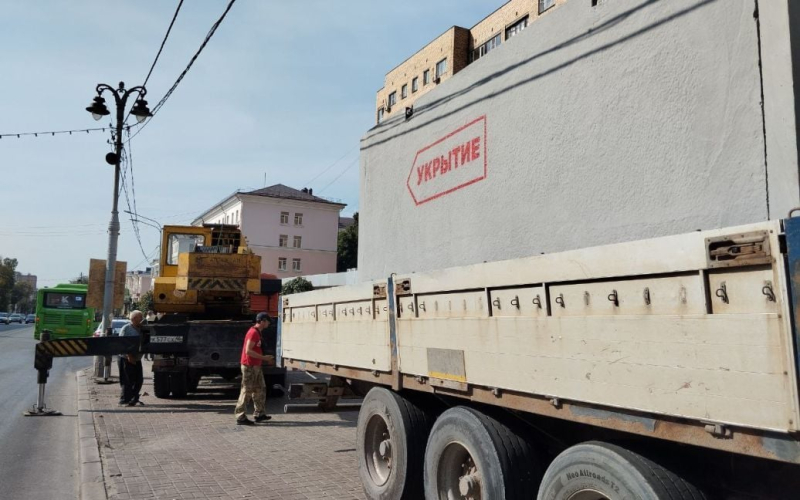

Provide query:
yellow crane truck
left=149, top=224, right=285, bottom=398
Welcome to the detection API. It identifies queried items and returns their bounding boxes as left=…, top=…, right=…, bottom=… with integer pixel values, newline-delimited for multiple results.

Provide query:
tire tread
left=438, top=407, right=540, bottom=500
left=583, top=442, right=706, bottom=500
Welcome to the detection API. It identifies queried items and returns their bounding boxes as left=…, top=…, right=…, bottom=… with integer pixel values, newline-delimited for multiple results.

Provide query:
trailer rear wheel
left=153, top=372, right=170, bottom=398
left=424, top=406, right=541, bottom=500
left=357, top=388, right=433, bottom=499
left=537, top=441, right=706, bottom=500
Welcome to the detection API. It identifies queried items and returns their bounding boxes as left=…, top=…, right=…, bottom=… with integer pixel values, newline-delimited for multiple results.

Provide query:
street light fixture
left=86, top=96, right=110, bottom=121
left=86, top=81, right=150, bottom=380
left=130, top=99, right=153, bottom=124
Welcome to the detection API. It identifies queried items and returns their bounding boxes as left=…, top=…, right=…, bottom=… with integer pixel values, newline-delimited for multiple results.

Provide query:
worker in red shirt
left=234, top=312, right=275, bottom=425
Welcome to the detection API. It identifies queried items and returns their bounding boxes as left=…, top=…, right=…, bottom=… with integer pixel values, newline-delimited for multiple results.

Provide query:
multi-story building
left=14, top=272, right=37, bottom=290
left=375, top=0, right=563, bottom=123
left=192, top=184, right=346, bottom=277
left=338, top=216, right=356, bottom=232
left=125, top=269, right=153, bottom=302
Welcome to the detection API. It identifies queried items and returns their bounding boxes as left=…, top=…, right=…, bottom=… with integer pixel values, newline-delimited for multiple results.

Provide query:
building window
left=435, top=59, right=447, bottom=79
left=279, top=234, right=288, bottom=247
left=293, top=236, right=302, bottom=248
left=423, top=69, right=430, bottom=85
left=388, top=91, right=397, bottom=108
left=471, top=34, right=501, bottom=62
left=294, top=213, right=303, bottom=226
left=377, top=108, right=384, bottom=123
left=280, top=211, right=289, bottom=224
left=292, top=258, right=301, bottom=272
left=278, top=258, right=287, bottom=271
left=412, top=77, right=419, bottom=93
left=538, top=0, right=555, bottom=14
left=506, top=16, right=528, bottom=39
left=401, top=84, right=408, bottom=99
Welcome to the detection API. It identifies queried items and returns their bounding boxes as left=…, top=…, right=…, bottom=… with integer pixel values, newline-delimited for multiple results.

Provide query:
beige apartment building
left=375, top=0, right=564, bottom=123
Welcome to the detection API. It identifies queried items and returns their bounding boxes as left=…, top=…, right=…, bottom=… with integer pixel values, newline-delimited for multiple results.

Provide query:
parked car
left=93, top=319, right=130, bottom=337
left=25, top=314, right=36, bottom=324
left=8, top=313, right=23, bottom=324
left=0, top=313, right=8, bottom=324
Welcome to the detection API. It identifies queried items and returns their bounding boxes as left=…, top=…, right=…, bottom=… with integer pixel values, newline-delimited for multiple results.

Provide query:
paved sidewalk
left=83, top=360, right=366, bottom=500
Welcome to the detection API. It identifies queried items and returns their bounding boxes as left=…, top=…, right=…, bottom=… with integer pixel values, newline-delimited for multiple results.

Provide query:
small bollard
left=95, top=325, right=115, bottom=385
left=24, top=330, right=62, bottom=416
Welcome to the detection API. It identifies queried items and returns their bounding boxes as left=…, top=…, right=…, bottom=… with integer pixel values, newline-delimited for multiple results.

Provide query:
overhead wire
left=117, top=136, right=150, bottom=262
left=132, top=244, right=160, bottom=271
left=318, top=156, right=360, bottom=194
left=128, top=0, right=238, bottom=141
left=304, top=145, right=358, bottom=186
left=124, top=0, right=185, bottom=125
left=143, top=0, right=185, bottom=89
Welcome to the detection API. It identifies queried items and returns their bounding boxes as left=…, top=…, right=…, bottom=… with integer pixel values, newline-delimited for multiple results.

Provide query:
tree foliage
left=11, top=281, right=34, bottom=314
left=0, top=257, right=18, bottom=311
left=131, top=290, right=154, bottom=314
left=281, top=277, right=314, bottom=295
left=337, top=212, right=358, bottom=272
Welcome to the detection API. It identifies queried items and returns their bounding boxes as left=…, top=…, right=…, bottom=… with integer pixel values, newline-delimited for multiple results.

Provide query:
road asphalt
left=0, top=323, right=91, bottom=499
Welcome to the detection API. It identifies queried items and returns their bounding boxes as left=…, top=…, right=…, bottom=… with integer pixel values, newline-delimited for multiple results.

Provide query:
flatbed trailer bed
left=280, top=219, right=800, bottom=498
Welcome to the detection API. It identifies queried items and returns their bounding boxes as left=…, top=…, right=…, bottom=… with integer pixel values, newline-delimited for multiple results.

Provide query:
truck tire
left=357, top=388, right=433, bottom=500
left=424, top=406, right=541, bottom=500
left=153, top=372, right=171, bottom=399
left=169, top=372, right=188, bottom=398
left=537, top=441, right=706, bottom=500
left=187, top=371, right=201, bottom=393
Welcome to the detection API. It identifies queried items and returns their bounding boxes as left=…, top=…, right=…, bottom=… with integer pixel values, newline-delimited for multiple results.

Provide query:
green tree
left=0, top=257, right=18, bottom=312
left=139, top=290, right=154, bottom=314
left=337, top=212, right=358, bottom=272
left=10, top=281, right=34, bottom=313
left=281, top=277, right=314, bottom=295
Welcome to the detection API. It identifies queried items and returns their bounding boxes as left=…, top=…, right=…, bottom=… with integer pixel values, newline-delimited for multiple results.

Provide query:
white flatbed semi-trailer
left=280, top=219, right=800, bottom=499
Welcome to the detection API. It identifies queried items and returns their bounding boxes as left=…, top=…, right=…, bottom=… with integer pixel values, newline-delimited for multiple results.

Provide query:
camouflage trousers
left=234, top=364, right=266, bottom=421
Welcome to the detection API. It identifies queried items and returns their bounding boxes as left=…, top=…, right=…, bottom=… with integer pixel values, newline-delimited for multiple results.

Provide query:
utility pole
left=86, top=82, right=152, bottom=379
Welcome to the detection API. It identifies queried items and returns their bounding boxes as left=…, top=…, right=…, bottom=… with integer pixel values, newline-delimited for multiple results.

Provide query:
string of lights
left=128, top=0, right=237, bottom=141
left=0, top=126, right=116, bottom=140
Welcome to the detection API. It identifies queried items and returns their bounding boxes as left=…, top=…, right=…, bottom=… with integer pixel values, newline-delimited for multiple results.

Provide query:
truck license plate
left=151, top=335, right=183, bottom=343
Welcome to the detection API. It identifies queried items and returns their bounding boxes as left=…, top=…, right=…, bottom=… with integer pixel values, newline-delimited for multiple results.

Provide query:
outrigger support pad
left=24, top=330, right=62, bottom=417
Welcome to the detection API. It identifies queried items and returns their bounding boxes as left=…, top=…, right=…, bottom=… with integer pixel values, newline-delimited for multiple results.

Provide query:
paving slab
left=83, top=359, right=367, bottom=500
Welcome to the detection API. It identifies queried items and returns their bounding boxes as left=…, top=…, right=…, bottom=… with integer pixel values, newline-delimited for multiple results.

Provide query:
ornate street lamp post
left=86, top=82, right=152, bottom=379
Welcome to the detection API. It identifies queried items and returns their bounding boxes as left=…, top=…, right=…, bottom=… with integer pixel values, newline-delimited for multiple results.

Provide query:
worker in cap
left=234, top=312, right=275, bottom=425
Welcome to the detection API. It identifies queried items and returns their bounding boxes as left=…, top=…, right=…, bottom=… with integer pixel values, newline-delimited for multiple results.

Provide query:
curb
left=76, top=369, right=109, bottom=500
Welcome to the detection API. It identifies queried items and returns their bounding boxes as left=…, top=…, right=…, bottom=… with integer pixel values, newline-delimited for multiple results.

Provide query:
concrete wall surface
left=359, top=0, right=797, bottom=281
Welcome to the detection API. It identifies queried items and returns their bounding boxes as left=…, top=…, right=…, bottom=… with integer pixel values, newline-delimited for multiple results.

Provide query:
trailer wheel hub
left=458, top=473, right=480, bottom=496
left=379, top=439, right=391, bottom=458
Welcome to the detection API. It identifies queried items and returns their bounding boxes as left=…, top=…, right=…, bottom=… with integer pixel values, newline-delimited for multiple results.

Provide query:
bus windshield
left=44, top=292, right=87, bottom=309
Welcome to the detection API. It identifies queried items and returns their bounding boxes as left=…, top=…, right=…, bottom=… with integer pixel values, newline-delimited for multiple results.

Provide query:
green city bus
left=34, top=283, right=96, bottom=340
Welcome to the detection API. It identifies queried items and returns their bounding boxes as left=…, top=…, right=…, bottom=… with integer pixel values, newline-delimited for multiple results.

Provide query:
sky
left=0, top=0, right=497, bottom=287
